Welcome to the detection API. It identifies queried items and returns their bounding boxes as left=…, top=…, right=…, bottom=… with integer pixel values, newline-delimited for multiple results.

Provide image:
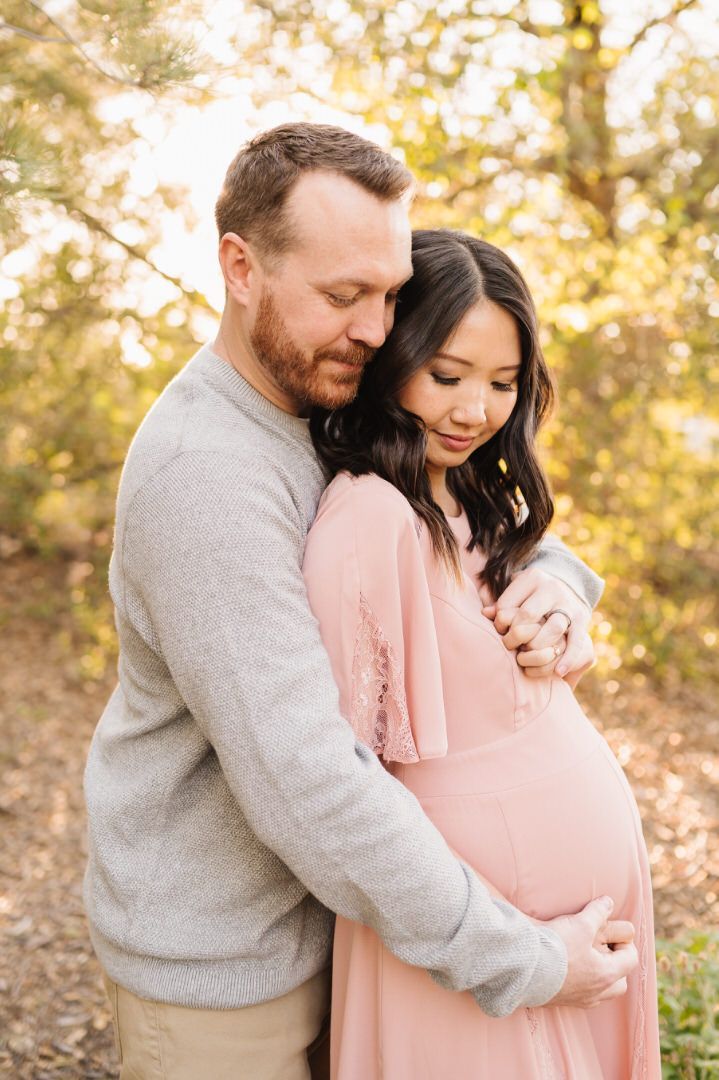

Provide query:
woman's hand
left=482, top=567, right=595, bottom=681
left=518, top=629, right=595, bottom=687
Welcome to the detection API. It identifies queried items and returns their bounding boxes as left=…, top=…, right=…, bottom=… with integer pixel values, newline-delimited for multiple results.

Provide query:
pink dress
left=302, top=473, right=660, bottom=1080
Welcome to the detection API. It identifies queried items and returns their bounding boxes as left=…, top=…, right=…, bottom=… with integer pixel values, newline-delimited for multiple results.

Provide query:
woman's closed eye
left=430, top=373, right=460, bottom=386
left=492, top=381, right=517, bottom=392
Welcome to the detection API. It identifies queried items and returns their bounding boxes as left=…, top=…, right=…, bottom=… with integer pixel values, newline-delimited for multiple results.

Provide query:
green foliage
left=658, top=934, right=719, bottom=1079
left=0, top=109, right=61, bottom=235
left=1, top=0, right=717, bottom=697
left=0, top=0, right=205, bottom=234
left=0, top=241, right=199, bottom=551
left=0, top=0, right=212, bottom=551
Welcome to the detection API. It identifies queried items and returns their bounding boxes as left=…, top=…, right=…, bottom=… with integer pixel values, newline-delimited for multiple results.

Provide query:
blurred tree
left=1, top=0, right=716, bottom=692
left=245, top=0, right=719, bottom=688
left=0, top=0, right=202, bottom=239
left=0, top=0, right=214, bottom=556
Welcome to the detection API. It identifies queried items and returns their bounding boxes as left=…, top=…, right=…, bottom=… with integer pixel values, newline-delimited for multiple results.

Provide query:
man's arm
left=530, top=533, right=604, bottom=610
left=123, top=452, right=568, bottom=1018
left=124, top=454, right=635, bottom=1015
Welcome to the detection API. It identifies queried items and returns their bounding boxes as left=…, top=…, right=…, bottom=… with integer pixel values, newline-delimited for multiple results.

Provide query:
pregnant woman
left=302, top=230, right=660, bottom=1079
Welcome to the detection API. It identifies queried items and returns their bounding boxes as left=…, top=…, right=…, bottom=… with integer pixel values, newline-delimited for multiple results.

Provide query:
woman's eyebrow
left=434, top=353, right=521, bottom=373
left=435, top=351, right=473, bottom=366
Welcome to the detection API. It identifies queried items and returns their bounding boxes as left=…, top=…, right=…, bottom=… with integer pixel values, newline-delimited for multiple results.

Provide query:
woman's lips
left=435, top=432, right=476, bottom=452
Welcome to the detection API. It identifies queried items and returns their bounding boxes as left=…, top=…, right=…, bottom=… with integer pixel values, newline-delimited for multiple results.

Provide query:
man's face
left=247, top=171, right=413, bottom=411
left=249, top=284, right=375, bottom=411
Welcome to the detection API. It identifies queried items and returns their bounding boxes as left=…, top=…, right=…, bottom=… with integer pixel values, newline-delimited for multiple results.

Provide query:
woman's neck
left=427, top=465, right=461, bottom=519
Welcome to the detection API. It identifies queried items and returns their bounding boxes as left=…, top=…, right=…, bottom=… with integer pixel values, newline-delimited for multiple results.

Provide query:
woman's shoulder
left=313, top=472, right=418, bottom=544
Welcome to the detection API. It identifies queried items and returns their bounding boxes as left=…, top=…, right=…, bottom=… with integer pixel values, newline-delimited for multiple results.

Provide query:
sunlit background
left=1, top=1, right=718, bottom=1075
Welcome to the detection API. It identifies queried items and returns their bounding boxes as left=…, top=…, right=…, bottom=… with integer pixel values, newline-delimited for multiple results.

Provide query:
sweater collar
left=194, top=344, right=312, bottom=442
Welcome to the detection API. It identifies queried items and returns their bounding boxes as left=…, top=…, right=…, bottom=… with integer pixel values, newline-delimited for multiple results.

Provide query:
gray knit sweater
left=83, top=344, right=603, bottom=1016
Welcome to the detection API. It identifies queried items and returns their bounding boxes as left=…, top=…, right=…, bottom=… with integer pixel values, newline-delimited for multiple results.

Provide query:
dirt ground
left=1, top=555, right=717, bottom=1078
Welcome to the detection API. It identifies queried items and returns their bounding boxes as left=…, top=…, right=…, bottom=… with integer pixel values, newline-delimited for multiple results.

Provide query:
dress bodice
left=420, top=511, right=553, bottom=753
left=304, top=473, right=556, bottom=763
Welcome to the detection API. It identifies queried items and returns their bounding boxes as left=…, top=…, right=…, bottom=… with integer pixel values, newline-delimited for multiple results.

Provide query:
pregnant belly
left=401, top=703, right=644, bottom=922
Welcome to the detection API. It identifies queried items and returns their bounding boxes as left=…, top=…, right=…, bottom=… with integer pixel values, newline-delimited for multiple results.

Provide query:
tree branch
left=0, top=20, right=65, bottom=43
left=509, top=17, right=556, bottom=39
left=69, top=206, right=214, bottom=311
left=627, top=0, right=701, bottom=52
left=21, top=0, right=155, bottom=89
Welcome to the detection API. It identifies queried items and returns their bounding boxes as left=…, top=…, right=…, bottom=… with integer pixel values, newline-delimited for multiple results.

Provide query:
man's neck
left=213, top=317, right=300, bottom=417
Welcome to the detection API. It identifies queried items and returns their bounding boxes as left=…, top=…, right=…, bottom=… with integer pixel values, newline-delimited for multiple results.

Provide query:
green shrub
left=658, top=933, right=719, bottom=1079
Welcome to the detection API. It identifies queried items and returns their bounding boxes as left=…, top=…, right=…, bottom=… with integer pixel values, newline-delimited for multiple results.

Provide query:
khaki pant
left=102, top=968, right=330, bottom=1080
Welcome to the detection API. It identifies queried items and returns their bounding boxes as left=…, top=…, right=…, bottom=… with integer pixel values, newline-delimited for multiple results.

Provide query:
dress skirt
left=330, top=685, right=660, bottom=1080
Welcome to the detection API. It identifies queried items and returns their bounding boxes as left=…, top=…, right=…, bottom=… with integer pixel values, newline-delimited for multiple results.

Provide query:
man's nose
left=346, top=300, right=388, bottom=349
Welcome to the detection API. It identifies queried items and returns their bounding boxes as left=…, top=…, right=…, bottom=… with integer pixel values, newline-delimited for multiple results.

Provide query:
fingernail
left=556, top=662, right=568, bottom=676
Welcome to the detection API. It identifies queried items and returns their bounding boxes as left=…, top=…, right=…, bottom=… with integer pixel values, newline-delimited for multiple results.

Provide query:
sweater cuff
left=518, top=924, right=568, bottom=1008
left=468, top=913, right=568, bottom=1018
left=531, top=546, right=605, bottom=610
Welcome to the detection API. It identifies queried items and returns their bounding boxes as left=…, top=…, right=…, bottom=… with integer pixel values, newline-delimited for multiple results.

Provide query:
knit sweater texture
left=83, top=344, right=603, bottom=1016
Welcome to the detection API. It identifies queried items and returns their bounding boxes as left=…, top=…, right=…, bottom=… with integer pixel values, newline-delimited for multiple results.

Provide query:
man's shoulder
left=116, top=448, right=314, bottom=578
left=120, top=365, right=316, bottom=511
left=127, top=352, right=254, bottom=460
left=123, top=447, right=298, bottom=520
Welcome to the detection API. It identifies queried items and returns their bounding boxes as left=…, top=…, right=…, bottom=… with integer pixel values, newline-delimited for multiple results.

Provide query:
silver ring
left=552, top=642, right=563, bottom=659
left=545, top=608, right=572, bottom=631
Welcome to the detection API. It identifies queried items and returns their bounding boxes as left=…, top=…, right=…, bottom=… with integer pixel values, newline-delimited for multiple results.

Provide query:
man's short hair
left=214, top=122, right=413, bottom=261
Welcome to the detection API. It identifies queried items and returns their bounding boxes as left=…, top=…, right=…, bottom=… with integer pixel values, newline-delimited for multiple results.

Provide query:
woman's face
left=397, top=300, right=521, bottom=477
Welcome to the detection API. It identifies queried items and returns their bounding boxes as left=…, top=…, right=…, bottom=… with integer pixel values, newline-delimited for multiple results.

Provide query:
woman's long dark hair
left=310, top=229, right=556, bottom=598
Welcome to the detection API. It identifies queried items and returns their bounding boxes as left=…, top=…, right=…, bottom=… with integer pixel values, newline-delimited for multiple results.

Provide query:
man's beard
left=250, top=286, right=376, bottom=410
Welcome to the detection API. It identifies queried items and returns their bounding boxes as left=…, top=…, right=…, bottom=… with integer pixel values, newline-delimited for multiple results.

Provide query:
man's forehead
left=284, top=171, right=412, bottom=275
left=287, top=168, right=411, bottom=216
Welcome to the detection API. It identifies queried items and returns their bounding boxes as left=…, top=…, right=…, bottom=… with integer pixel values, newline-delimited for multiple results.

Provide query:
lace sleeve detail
left=350, top=593, right=419, bottom=764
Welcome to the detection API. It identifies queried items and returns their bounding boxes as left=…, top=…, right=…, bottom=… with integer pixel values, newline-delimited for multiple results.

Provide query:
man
left=85, top=123, right=636, bottom=1079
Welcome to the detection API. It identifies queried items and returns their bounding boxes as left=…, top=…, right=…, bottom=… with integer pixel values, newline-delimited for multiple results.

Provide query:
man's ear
left=218, top=232, right=258, bottom=308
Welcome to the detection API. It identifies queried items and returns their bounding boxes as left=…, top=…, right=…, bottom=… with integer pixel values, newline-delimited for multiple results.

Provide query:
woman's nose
left=453, top=394, right=487, bottom=425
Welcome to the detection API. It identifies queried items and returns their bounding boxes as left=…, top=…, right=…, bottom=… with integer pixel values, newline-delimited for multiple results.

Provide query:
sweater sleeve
left=531, top=534, right=604, bottom=609
left=123, top=452, right=567, bottom=1017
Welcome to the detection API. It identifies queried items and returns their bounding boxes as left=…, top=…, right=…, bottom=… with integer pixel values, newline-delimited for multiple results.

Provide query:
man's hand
left=482, top=567, right=593, bottom=679
left=540, top=897, right=638, bottom=1009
